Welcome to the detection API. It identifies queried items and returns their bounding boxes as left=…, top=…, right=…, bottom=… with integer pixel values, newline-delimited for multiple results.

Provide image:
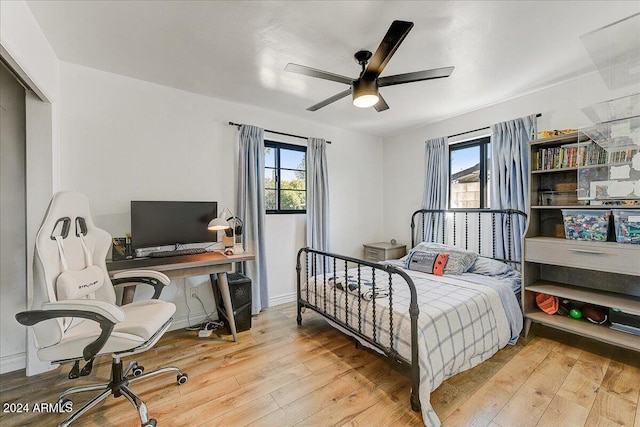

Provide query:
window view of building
left=449, top=137, right=490, bottom=209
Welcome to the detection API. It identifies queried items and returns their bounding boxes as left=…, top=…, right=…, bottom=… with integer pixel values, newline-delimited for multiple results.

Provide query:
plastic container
left=612, top=209, right=640, bottom=244
left=562, top=209, right=610, bottom=241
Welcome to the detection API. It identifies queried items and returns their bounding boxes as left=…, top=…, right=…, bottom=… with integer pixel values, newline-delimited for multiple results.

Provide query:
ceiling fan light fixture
left=352, top=78, right=379, bottom=108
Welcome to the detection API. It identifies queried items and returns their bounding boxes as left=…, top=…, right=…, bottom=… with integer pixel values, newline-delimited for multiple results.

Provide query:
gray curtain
left=421, top=137, right=448, bottom=245
left=490, top=114, right=537, bottom=261
left=237, top=124, right=268, bottom=314
left=306, top=137, right=330, bottom=252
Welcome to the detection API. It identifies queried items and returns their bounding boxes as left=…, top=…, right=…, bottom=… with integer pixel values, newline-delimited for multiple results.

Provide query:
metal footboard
left=296, top=247, right=421, bottom=412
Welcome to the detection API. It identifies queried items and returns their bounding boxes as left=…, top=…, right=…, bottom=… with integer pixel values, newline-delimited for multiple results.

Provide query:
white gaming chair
left=16, top=192, right=188, bottom=427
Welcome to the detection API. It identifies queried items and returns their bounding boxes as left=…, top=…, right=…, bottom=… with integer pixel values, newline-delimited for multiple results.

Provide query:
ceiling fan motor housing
left=352, top=77, right=379, bottom=107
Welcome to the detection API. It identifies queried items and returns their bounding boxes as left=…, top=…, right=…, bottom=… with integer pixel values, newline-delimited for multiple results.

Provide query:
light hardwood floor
left=1, top=302, right=639, bottom=427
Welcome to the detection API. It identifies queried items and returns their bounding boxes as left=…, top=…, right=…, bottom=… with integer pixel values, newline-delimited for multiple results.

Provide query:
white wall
left=59, top=61, right=384, bottom=324
left=0, top=0, right=60, bottom=375
left=381, top=71, right=637, bottom=246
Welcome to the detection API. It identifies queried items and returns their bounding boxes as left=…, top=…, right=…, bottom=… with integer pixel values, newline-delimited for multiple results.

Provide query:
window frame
left=265, top=140, right=307, bottom=214
left=448, top=136, right=491, bottom=209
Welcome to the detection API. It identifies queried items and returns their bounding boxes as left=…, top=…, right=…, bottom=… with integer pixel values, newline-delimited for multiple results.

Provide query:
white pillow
left=56, top=265, right=104, bottom=300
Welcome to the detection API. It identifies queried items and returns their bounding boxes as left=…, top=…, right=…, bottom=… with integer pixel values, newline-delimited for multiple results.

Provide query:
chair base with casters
left=18, top=313, right=188, bottom=427
left=56, top=355, right=187, bottom=427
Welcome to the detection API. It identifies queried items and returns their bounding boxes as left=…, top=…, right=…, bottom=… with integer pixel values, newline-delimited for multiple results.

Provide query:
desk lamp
left=208, top=206, right=235, bottom=254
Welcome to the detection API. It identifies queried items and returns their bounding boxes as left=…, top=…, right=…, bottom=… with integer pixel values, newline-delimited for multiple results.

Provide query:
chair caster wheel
left=57, top=398, right=72, bottom=409
left=177, top=373, right=188, bottom=385
left=132, top=365, right=145, bottom=377
left=142, top=419, right=157, bottom=427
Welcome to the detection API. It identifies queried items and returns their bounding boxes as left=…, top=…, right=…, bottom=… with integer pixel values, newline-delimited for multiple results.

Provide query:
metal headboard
left=410, top=209, right=527, bottom=266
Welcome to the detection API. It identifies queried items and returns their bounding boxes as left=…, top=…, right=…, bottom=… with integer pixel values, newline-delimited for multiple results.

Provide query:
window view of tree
left=265, top=142, right=306, bottom=213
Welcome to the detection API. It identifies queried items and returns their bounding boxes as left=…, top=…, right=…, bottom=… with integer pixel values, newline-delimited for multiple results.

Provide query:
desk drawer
left=525, top=238, right=639, bottom=276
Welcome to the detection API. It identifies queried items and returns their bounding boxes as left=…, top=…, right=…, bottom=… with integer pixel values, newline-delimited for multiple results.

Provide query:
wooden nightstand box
left=363, top=242, right=407, bottom=262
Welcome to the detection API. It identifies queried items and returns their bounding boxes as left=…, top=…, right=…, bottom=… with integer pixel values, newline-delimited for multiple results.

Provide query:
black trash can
left=214, top=272, right=252, bottom=332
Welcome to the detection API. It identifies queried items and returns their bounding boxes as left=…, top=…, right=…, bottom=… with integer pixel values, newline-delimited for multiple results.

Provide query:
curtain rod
left=447, top=113, right=542, bottom=139
left=228, top=122, right=332, bottom=144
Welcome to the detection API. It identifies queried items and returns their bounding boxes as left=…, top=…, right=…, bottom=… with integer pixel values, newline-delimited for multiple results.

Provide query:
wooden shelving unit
left=522, top=132, right=640, bottom=351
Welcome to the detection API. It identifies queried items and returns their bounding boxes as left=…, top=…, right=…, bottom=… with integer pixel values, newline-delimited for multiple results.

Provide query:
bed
left=295, top=209, right=527, bottom=427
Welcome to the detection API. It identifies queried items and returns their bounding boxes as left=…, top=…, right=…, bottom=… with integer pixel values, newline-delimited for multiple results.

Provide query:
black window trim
left=265, top=140, right=307, bottom=214
left=448, top=136, right=491, bottom=210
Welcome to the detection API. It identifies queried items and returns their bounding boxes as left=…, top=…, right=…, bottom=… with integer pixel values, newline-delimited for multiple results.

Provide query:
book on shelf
left=534, top=141, right=609, bottom=171
left=610, top=322, right=640, bottom=337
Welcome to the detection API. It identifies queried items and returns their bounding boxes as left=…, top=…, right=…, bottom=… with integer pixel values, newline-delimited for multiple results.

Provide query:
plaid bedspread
left=302, top=267, right=512, bottom=427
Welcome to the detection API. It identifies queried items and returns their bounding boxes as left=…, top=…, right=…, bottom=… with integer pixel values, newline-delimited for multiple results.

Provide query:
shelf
left=529, top=131, right=584, bottom=146
left=532, top=204, right=640, bottom=210
left=525, top=281, right=640, bottom=314
left=531, top=162, right=630, bottom=174
left=532, top=167, right=578, bottom=174
left=525, top=311, right=640, bottom=351
left=533, top=165, right=627, bottom=174
left=531, top=205, right=608, bottom=210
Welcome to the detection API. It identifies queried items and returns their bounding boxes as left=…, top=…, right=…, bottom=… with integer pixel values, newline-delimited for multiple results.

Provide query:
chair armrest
left=111, top=269, right=170, bottom=300
left=15, top=300, right=125, bottom=361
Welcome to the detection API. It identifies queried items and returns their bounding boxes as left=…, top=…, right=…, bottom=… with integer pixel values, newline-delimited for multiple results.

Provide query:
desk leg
left=122, top=286, right=136, bottom=305
left=216, top=272, right=238, bottom=342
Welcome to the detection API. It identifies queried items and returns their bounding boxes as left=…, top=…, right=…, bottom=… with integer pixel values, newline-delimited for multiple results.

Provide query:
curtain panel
left=237, top=124, right=268, bottom=314
left=306, top=137, right=330, bottom=253
left=421, top=137, right=448, bottom=244
left=490, top=114, right=537, bottom=261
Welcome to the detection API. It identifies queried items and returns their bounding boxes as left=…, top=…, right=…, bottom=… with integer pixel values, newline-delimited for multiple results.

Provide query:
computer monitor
left=130, top=201, right=218, bottom=250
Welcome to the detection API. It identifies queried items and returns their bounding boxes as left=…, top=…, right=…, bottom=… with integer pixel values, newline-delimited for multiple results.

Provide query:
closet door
left=0, top=63, right=27, bottom=374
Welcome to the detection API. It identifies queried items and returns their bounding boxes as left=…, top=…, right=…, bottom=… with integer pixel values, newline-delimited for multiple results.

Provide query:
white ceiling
left=26, top=1, right=640, bottom=137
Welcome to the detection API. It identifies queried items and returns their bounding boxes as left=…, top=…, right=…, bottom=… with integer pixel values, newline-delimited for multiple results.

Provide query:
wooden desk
left=107, top=251, right=254, bottom=342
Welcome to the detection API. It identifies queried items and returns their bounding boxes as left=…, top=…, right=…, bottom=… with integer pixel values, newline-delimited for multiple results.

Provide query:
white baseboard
left=1, top=352, right=26, bottom=374
left=269, top=292, right=296, bottom=307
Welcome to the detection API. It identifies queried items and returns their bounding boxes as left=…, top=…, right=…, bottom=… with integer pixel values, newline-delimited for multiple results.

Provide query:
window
left=449, top=136, right=491, bottom=209
left=265, top=141, right=306, bottom=213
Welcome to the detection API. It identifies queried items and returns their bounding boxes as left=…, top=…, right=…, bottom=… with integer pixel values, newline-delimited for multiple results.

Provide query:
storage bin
left=612, top=209, right=640, bottom=244
left=562, top=209, right=610, bottom=241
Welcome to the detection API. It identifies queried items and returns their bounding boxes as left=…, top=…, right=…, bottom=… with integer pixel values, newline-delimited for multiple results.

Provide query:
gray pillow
left=468, top=256, right=512, bottom=276
left=412, top=242, right=478, bottom=275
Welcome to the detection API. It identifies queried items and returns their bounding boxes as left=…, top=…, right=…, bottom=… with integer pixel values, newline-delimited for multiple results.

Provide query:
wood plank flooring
left=1, top=302, right=638, bottom=427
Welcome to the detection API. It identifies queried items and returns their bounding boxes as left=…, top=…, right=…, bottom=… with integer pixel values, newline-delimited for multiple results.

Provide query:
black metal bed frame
left=296, top=208, right=527, bottom=416
left=411, top=208, right=527, bottom=267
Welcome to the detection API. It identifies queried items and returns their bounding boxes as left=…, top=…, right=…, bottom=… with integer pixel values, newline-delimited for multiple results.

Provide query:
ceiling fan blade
left=374, top=94, right=389, bottom=112
left=365, top=20, right=414, bottom=77
left=285, top=63, right=353, bottom=85
left=307, top=89, right=352, bottom=111
left=378, top=66, right=455, bottom=87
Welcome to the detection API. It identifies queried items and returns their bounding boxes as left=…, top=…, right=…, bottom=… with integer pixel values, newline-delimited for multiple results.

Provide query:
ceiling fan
left=285, top=20, right=454, bottom=112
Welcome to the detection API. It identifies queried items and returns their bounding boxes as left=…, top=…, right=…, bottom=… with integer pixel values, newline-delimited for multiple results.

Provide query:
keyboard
left=149, top=248, right=208, bottom=258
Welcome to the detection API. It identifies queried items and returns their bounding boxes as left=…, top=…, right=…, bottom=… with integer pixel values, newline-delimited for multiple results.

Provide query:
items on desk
left=112, top=237, right=133, bottom=260
left=208, top=206, right=243, bottom=255
left=148, top=247, right=208, bottom=258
